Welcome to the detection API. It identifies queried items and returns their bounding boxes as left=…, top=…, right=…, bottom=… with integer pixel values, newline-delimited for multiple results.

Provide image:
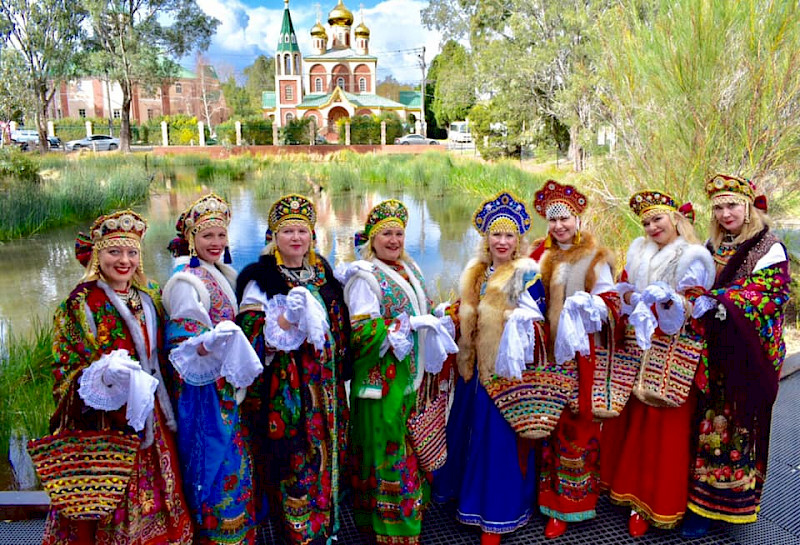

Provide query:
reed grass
left=0, top=319, right=54, bottom=458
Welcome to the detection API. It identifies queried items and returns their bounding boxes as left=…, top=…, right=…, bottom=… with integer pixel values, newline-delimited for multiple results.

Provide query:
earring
left=189, top=236, right=200, bottom=267
left=744, top=202, right=751, bottom=224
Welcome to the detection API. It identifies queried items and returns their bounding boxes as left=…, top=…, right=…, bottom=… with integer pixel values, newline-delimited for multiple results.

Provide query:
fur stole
left=537, top=232, right=614, bottom=344
left=625, top=236, right=715, bottom=292
left=457, top=257, right=539, bottom=382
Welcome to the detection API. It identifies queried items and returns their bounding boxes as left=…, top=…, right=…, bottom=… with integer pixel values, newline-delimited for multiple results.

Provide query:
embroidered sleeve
left=52, top=292, right=97, bottom=407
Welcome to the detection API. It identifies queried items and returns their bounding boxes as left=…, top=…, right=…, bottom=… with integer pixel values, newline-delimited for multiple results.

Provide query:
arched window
left=337, top=77, right=345, bottom=89
left=175, top=82, right=182, bottom=94
left=285, top=86, right=293, bottom=101
left=359, top=77, right=366, bottom=92
left=286, top=112, right=294, bottom=123
left=315, top=78, right=323, bottom=92
left=294, top=54, right=300, bottom=75
left=284, top=55, right=291, bottom=75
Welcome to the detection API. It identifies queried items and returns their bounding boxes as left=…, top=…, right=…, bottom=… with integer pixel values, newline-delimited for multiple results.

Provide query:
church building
left=263, top=0, right=422, bottom=142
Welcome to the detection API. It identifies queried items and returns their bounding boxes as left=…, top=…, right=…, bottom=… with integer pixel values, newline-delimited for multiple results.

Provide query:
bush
left=53, top=117, right=138, bottom=143
left=336, top=112, right=404, bottom=145
left=0, top=147, right=39, bottom=184
left=138, top=114, right=209, bottom=145
left=216, top=116, right=274, bottom=145
left=282, top=118, right=312, bottom=145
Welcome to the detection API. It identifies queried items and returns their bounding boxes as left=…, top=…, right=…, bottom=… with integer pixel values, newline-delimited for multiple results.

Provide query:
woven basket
left=592, top=324, right=641, bottom=418
left=407, top=390, right=448, bottom=472
left=484, top=363, right=577, bottom=439
left=633, top=325, right=703, bottom=408
left=28, top=429, right=140, bottom=520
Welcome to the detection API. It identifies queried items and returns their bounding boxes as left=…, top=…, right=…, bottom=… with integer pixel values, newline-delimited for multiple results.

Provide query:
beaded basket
left=484, top=363, right=577, bottom=439
left=592, top=324, right=641, bottom=418
left=407, top=390, right=448, bottom=472
left=28, top=430, right=140, bottom=520
left=633, top=325, right=703, bottom=408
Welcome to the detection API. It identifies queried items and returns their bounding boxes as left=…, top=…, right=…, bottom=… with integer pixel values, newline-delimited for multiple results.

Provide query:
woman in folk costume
left=340, top=199, right=456, bottom=545
left=43, top=210, right=192, bottom=544
left=529, top=180, right=620, bottom=539
left=599, top=190, right=714, bottom=536
left=162, top=194, right=262, bottom=544
left=680, top=174, right=791, bottom=538
left=434, top=191, right=547, bottom=545
left=235, top=194, right=351, bottom=545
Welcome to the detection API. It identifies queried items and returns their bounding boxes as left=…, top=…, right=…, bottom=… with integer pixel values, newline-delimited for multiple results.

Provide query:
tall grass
left=0, top=319, right=54, bottom=458
left=0, top=155, right=153, bottom=240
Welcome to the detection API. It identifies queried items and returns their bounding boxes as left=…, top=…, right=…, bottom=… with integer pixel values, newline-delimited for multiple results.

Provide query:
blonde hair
left=709, top=205, right=770, bottom=249
left=261, top=240, right=316, bottom=267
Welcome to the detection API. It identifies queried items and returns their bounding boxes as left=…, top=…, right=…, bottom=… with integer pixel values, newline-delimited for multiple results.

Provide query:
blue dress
left=434, top=265, right=545, bottom=533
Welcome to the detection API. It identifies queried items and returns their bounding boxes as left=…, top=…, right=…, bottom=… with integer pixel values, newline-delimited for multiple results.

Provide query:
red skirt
left=600, top=392, right=696, bottom=528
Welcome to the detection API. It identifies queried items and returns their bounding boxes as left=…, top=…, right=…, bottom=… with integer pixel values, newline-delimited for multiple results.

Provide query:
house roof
left=397, top=90, right=422, bottom=108
left=296, top=88, right=411, bottom=110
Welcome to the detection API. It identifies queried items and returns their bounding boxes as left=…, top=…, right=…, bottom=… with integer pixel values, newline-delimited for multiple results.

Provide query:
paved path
left=2, top=357, right=799, bottom=545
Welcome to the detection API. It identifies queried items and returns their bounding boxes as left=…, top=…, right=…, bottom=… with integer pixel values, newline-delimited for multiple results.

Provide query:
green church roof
left=277, top=2, right=301, bottom=53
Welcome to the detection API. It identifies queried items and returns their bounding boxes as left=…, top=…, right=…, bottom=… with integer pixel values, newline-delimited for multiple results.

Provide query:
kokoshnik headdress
left=266, top=193, right=318, bottom=265
left=354, top=199, right=409, bottom=257
left=629, top=189, right=696, bottom=224
left=472, top=191, right=531, bottom=235
left=75, top=210, right=148, bottom=278
left=168, top=193, right=232, bottom=267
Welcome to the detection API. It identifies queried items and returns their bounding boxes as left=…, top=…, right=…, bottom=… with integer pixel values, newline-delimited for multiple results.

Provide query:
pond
left=0, top=177, right=548, bottom=346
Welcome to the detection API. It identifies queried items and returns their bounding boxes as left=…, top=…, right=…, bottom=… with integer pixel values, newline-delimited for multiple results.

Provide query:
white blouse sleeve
left=166, top=278, right=212, bottom=328
left=589, top=261, right=615, bottom=318
left=754, top=242, right=788, bottom=272
left=657, top=257, right=712, bottom=334
left=240, top=280, right=270, bottom=310
left=517, top=289, right=545, bottom=321
left=345, top=276, right=382, bottom=319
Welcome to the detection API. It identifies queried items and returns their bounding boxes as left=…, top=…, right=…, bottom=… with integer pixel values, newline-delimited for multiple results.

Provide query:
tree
left=423, top=0, right=610, bottom=167
left=195, top=53, right=226, bottom=134
left=596, top=0, right=800, bottom=215
left=84, top=0, right=219, bottom=151
left=0, top=48, right=35, bottom=131
left=221, top=76, right=259, bottom=118
left=428, top=40, right=476, bottom=127
left=244, top=54, right=274, bottom=111
left=0, top=0, right=85, bottom=153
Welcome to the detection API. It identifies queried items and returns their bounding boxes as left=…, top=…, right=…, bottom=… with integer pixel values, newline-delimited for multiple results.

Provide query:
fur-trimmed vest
left=457, top=257, right=539, bottom=382
left=162, top=257, right=238, bottom=327
left=535, top=232, right=614, bottom=345
left=625, top=236, right=715, bottom=291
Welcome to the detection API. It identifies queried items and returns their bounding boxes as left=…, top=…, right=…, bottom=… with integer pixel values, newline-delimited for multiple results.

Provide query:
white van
left=449, top=121, right=473, bottom=144
left=11, top=129, right=39, bottom=143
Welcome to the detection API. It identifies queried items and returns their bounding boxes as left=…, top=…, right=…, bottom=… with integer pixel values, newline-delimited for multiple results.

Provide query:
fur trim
left=162, top=271, right=211, bottom=317
left=625, top=236, right=715, bottom=292
left=458, top=258, right=540, bottom=382
left=537, top=232, right=614, bottom=345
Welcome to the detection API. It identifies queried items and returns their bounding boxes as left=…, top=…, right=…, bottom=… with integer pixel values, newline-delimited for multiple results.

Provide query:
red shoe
left=481, top=532, right=501, bottom=545
left=628, top=512, right=649, bottom=537
left=544, top=518, right=567, bottom=539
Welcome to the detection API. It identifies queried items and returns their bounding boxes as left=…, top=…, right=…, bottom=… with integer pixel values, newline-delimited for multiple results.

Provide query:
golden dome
left=311, top=21, right=327, bottom=37
left=327, top=0, right=354, bottom=26
left=354, top=21, right=370, bottom=37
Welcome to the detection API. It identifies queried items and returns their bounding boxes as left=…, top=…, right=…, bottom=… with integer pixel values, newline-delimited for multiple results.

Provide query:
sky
left=192, top=0, right=442, bottom=85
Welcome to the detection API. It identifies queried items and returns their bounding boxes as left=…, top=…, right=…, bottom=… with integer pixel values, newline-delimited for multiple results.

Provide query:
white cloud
left=195, top=0, right=441, bottom=83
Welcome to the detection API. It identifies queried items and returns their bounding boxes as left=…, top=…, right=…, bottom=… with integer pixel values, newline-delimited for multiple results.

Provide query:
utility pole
left=417, top=46, right=426, bottom=137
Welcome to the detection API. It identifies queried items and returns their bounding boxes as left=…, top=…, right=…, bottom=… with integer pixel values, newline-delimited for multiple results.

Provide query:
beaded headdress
left=472, top=191, right=531, bottom=235
left=533, top=180, right=588, bottom=219
left=354, top=199, right=409, bottom=255
left=75, top=210, right=147, bottom=280
left=169, top=193, right=232, bottom=266
left=268, top=194, right=317, bottom=233
left=705, top=174, right=756, bottom=204
left=266, top=194, right=318, bottom=265
left=629, top=190, right=678, bottom=221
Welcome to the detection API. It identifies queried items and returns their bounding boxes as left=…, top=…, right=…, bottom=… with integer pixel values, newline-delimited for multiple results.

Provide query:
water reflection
left=0, top=186, right=505, bottom=345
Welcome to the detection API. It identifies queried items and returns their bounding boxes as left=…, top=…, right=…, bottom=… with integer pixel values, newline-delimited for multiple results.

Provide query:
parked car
left=66, top=134, right=120, bottom=151
left=394, top=134, right=439, bottom=145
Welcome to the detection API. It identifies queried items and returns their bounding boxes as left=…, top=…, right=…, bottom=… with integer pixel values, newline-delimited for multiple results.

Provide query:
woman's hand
left=197, top=343, right=210, bottom=356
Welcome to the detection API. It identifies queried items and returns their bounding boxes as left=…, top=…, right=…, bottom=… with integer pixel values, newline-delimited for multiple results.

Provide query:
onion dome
left=328, top=0, right=354, bottom=26
left=311, top=21, right=327, bottom=37
left=355, top=21, right=370, bottom=37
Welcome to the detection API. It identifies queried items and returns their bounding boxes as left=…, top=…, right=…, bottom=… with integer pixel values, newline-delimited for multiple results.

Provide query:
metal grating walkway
left=2, top=373, right=799, bottom=545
